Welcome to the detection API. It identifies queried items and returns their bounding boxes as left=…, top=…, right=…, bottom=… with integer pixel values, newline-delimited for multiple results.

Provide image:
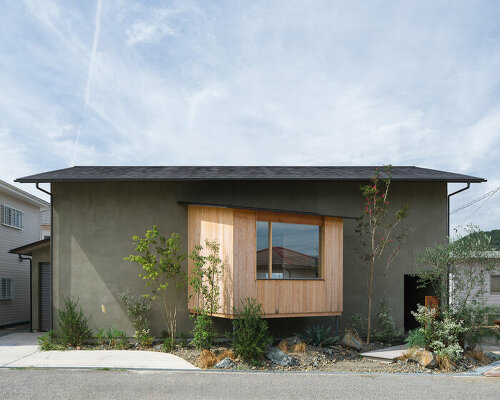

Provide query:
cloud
left=0, top=1, right=499, bottom=230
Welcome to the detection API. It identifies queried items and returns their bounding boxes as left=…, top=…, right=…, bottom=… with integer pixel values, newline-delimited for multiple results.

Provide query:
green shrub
left=410, top=305, right=466, bottom=362
left=134, top=328, right=154, bottom=347
left=118, top=292, right=153, bottom=346
left=191, top=311, right=215, bottom=350
left=38, top=330, right=65, bottom=351
left=349, top=313, right=367, bottom=339
left=57, top=298, right=92, bottom=347
left=406, top=328, right=426, bottom=348
left=295, top=323, right=338, bottom=347
left=232, top=298, right=272, bottom=362
left=178, top=332, right=189, bottom=348
left=161, top=337, right=176, bottom=352
left=96, top=327, right=128, bottom=349
left=371, top=298, right=403, bottom=343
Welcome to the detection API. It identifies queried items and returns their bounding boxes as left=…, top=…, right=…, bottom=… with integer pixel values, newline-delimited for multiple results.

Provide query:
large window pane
left=256, top=221, right=270, bottom=278
left=256, top=220, right=321, bottom=280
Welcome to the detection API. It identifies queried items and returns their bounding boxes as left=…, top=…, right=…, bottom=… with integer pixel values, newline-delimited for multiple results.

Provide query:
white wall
left=0, top=190, right=42, bottom=326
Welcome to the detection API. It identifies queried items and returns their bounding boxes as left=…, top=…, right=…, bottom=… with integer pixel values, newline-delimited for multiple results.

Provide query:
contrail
left=71, top=0, right=102, bottom=166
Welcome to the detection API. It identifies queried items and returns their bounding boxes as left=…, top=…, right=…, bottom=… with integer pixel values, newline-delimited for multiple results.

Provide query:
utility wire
left=462, top=187, right=499, bottom=222
left=450, top=186, right=500, bottom=215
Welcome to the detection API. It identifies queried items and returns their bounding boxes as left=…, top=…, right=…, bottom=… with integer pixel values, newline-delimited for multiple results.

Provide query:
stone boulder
left=285, top=336, right=302, bottom=347
left=411, top=349, right=437, bottom=369
left=214, top=357, right=235, bottom=369
left=341, top=332, right=362, bottom=352
left=266, top=347, right=297, bottom=366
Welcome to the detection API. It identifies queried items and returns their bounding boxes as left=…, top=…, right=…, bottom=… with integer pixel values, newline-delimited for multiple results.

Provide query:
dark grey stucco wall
left=51, top=180, right=447, bottom=337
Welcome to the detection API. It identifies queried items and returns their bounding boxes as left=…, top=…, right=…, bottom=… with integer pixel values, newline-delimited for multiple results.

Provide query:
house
left=13, top=166, right=485, bottom=336
left=0, top=179, right=50, bottom=328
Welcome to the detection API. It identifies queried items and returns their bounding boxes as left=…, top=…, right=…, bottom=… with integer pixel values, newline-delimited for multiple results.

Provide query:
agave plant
left=295, top=324, right=339, bottom=347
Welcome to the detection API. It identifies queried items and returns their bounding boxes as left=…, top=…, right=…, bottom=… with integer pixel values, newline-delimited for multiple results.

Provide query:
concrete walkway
left=0, top=333, right=198, bottom=370
left=360, top=345, right=407, bottom=363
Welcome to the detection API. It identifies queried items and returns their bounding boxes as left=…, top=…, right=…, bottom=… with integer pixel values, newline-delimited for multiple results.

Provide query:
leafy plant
left=118, top=292, right=153, bottom=347
left=231, top=298, right=272, bottom=363
left=295, top=323, right=338, bottom=347
left=124, top=226, right=186, bottom=345
left=188, top=239, right=225, bottom=349
left=38, top=330, right=65, bottom=351
left=161, top=337, right=176, bottom=352
left=407, top=305, right=465, bottom=362
left=356, top=165, right=410, bottom=343
left=371, top=297, right=403, bottom=343
left=178, top=332, right=189, bottom=348
left=134, top=329, right=154, bottom=348
left=416, top=225, right=498, bottom=347
left=191, top=311, right=215, bottom=350
left=348, top=313, right=367, bottom=340
left=96, top=327, right=128, bottom=349
left=406, top=328, right=426, bottom=348
left=57, top=298, right=92, bottom=347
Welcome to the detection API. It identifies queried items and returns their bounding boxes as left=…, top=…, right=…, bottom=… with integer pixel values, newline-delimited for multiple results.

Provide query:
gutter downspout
left=36, top=183, right=53, bottom=331
left=446, top=182, right=471, bottom=308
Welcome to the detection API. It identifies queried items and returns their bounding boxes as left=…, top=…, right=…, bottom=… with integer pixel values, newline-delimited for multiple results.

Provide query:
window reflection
left=257, top=221, right=320, bottom=279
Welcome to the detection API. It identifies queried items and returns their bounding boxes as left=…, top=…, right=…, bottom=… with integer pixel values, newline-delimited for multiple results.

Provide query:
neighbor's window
left=257, top=218, right=321, bottom=279
left=491, top=275, right=500, bottom=294
left=0, top=278, right=14, bottom=300
left=1, top=205, right=24, bottom=229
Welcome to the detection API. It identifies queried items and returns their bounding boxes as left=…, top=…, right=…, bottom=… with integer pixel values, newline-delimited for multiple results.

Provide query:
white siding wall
left=0, top=190, right=42, bottom=326
left=485, top=264, right=500, bottom=307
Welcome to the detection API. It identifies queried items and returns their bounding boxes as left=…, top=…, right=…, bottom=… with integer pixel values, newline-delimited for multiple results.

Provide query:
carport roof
left=9, top=238, right=50, bottom=256
left=16, top=166, right=486, bottom=183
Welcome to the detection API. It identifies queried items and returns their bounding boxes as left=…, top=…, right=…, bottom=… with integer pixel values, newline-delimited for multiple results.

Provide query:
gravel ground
left=172, top=343, right=495, bottom=373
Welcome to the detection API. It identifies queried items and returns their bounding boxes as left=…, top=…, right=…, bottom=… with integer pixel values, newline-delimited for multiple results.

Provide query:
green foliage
left=161, top=337, right=176, bottom=352
left=231, top=298, right=272, bottom=362
left=295, top=323, right=338, bottom=347
left=457, top=229, right=500, bottom=250
left=178, top=332, right=189, bottom=348
left=348, top=313, right=367, bottom=339
left=38, top=330, right=65, bottom=351
left=356, top=165, right=410, bottom=343
left=408, top=305, right=465, bottom=362
left=416, top=225, right=497, bottom=314
left=96, top=327, right=128, bottom=349
left=57, top=298, right=92, bottom=347
left=188, top=239, right=225, bottom=317
left=134, top=329, right=154, bottom=348
left=118, top=292, right=153, bottom=346
left=124, top=226, right=186, bottom=339
left=371, top=298, right=403, bottom=343
left=406, top=328, right=426, bottom=348
left=191, top=311, right=215, bottom=350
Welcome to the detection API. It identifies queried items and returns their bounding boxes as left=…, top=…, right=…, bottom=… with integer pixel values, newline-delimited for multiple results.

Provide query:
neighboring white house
left=0, top=179, right=49, bottom=327
left=482, top=252, right=500, bottom=309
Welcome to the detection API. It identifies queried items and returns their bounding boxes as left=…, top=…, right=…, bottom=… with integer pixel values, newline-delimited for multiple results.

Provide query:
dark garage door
left=39, top=263, right=52, bottom=332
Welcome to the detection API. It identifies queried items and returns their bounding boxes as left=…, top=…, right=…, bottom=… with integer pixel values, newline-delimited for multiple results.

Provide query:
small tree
left=356, top=165, right=409, bottom=343
left=188, top=239, right=225, bottom=349
left=124, top=226, right=186, bottom=342
left=416, top=225, right=498, bottom=346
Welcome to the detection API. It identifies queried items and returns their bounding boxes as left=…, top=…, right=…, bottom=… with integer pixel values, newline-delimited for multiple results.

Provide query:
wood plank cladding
left=187, top=205, right=343, bottom=318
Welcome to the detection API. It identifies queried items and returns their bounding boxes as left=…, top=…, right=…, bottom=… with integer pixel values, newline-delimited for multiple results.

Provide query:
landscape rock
left=214, top=357, right=235, bottom=369
left=410, top=349, right=437, bottom=369
left=341, top=332, right=363, bottom=352
left=266, top=347, right=297, bottom=366
left=285, top=336, right=302, bottom=346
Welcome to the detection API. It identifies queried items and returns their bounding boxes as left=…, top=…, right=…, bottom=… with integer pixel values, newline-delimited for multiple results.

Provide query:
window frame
left=491, top=275, right=500, bottom=295
left=0, top=278, right=14, bottom=300
left=1, top=204, right=24, bottom=230
left=256, top=211, right=324, bottom=281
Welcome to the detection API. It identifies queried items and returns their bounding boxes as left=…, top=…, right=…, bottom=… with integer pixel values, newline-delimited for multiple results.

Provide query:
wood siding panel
left=187, top=205, right=234, bottom=315
left=233, top=210, right=257, bottom=310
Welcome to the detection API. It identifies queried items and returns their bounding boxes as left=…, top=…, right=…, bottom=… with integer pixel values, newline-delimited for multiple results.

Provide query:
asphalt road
left=1, top=369, right=499, bottom=399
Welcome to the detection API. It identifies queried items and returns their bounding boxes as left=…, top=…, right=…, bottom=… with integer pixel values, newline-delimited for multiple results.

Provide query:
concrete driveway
left=0, top=333, right=197, bottom=370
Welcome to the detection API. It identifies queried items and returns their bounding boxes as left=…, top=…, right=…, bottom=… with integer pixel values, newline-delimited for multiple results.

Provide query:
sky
left=0, top=0, right=499, bottom=234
